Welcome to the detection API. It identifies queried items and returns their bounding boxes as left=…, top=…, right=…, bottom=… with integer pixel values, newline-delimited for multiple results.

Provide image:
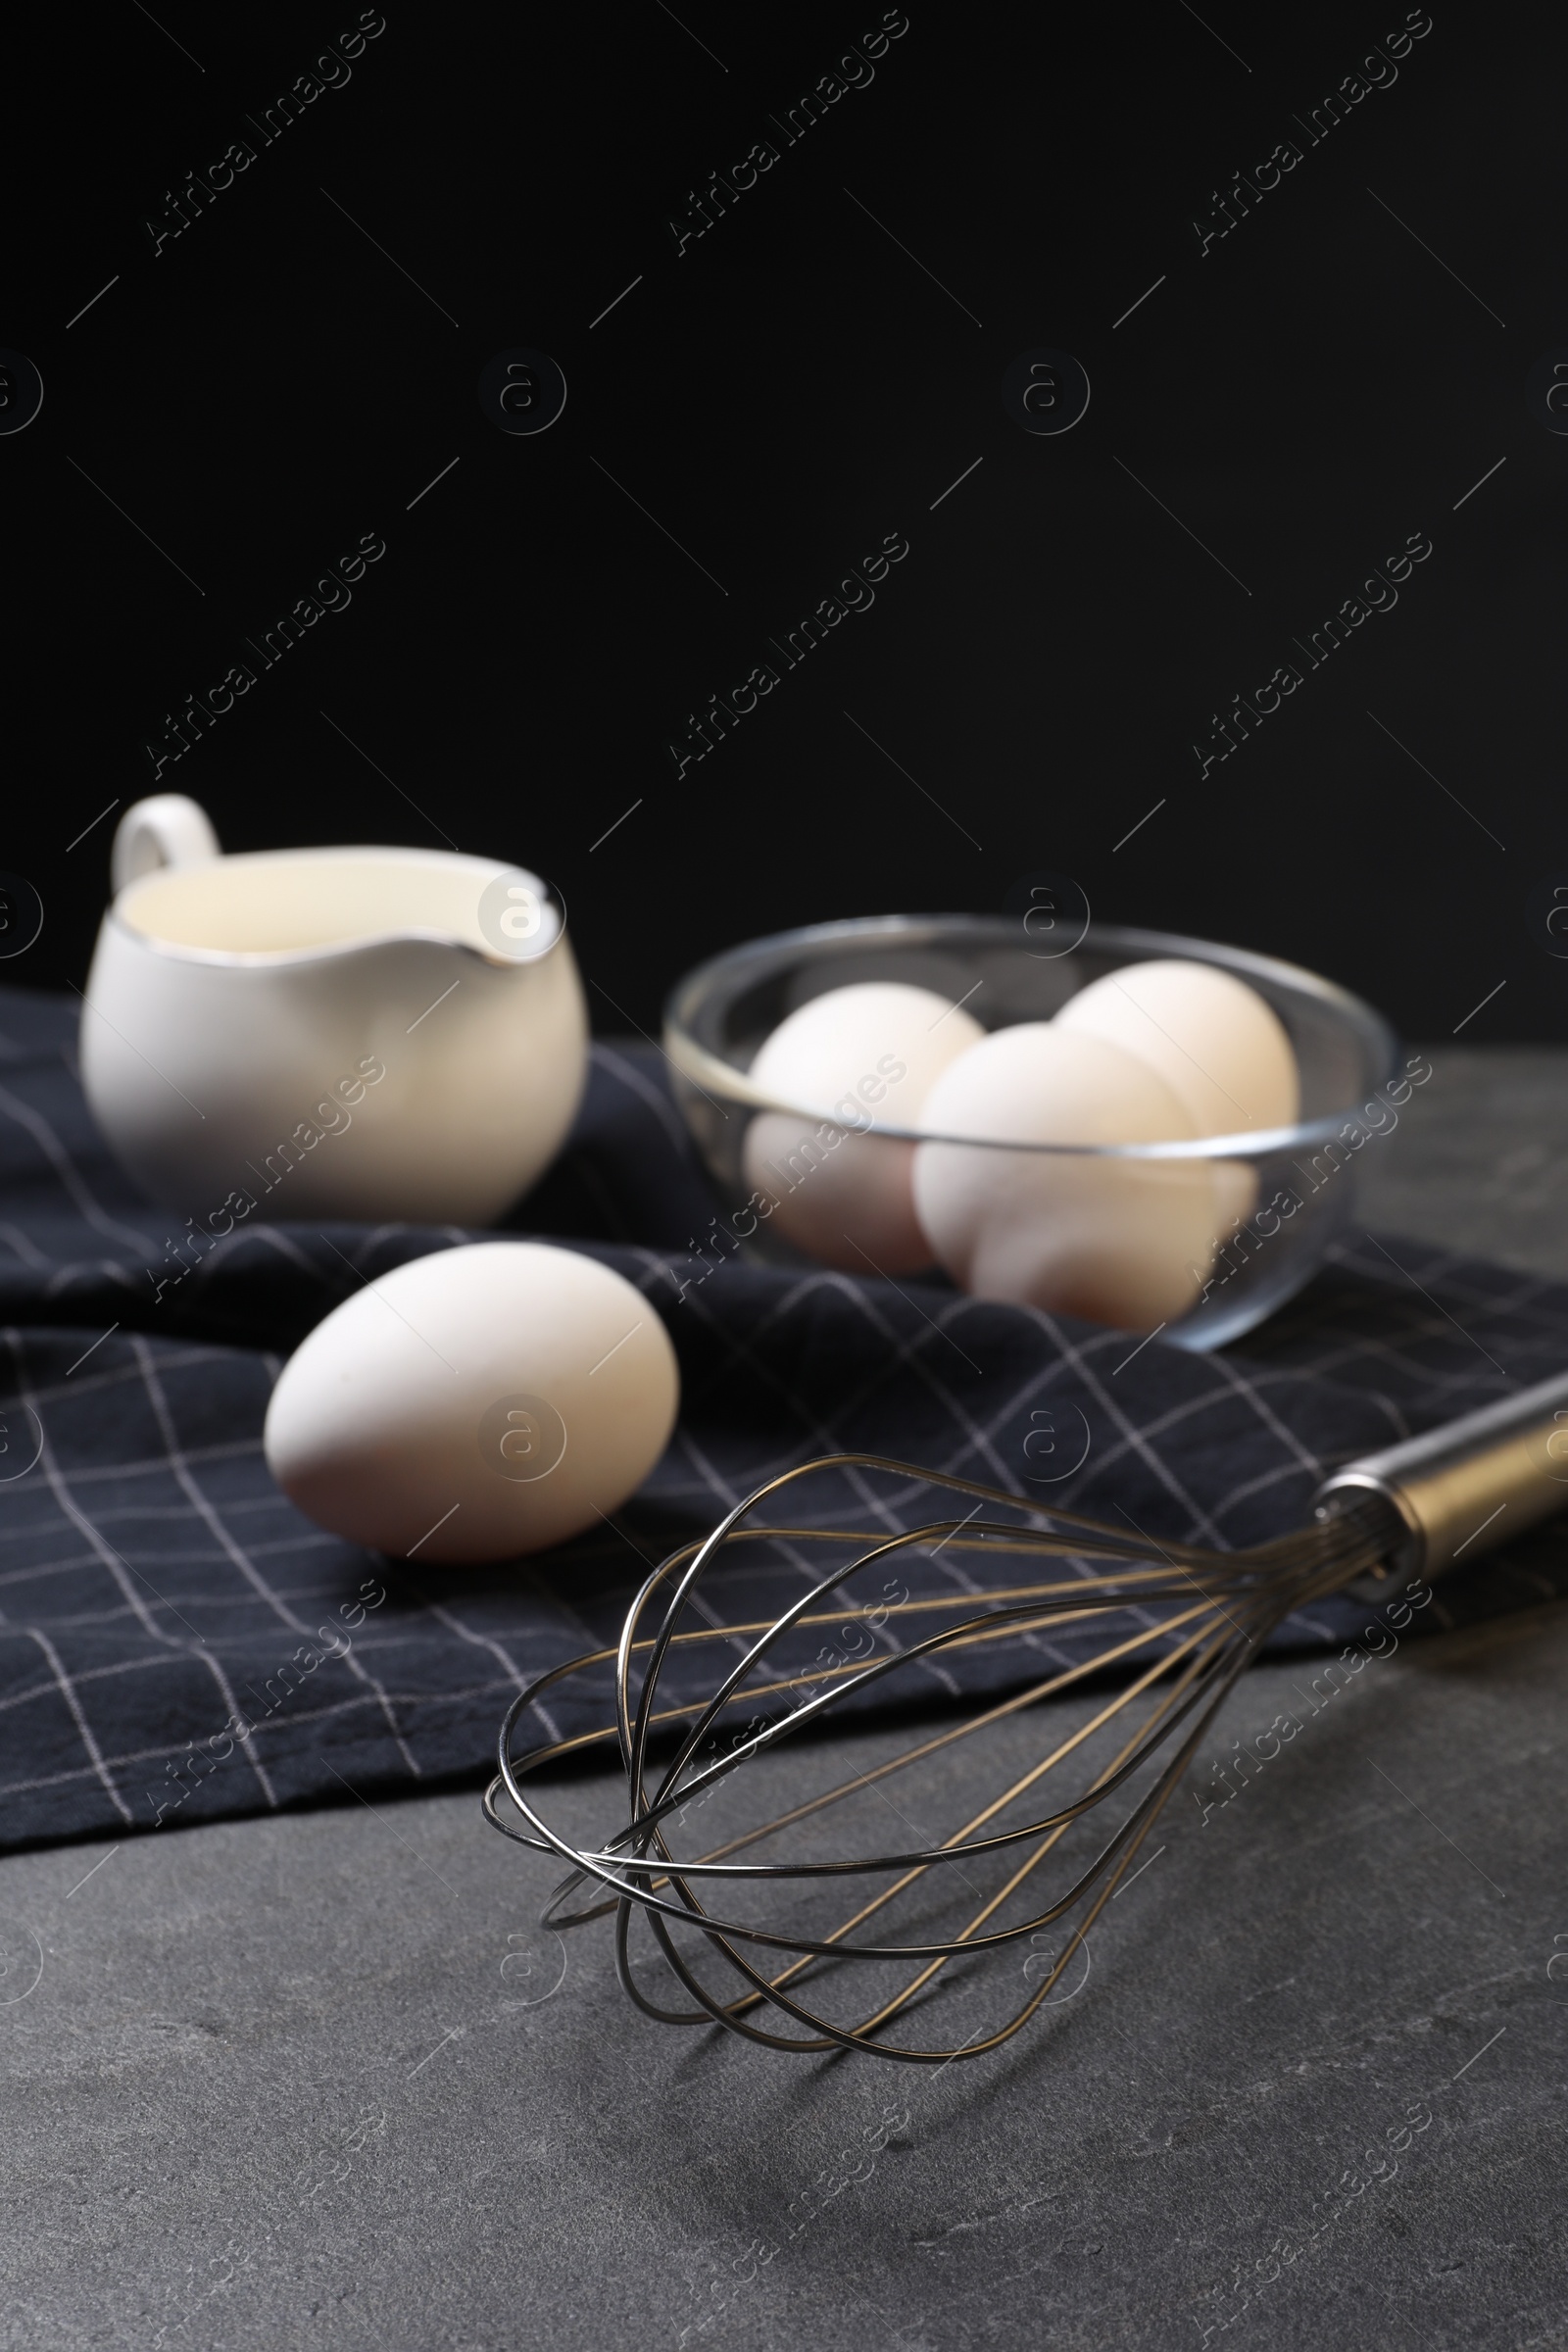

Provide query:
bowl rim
left=662, top=913, right=1408, bottom=1160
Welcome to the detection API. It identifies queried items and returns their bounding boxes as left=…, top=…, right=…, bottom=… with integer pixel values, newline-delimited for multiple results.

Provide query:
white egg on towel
left=264, top=1241, right=678, bottom=1561
left=741, top=980, right=985, bottom=1271
left=912, top=1023, right=1220, bottom=1330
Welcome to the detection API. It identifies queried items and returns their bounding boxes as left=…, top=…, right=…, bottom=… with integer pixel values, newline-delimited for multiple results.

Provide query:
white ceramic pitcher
left=80, top=796, right=588, bottom=1226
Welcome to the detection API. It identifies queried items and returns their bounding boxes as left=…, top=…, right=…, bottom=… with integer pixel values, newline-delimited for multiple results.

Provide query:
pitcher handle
left=111, top=795, right=221, bottom=894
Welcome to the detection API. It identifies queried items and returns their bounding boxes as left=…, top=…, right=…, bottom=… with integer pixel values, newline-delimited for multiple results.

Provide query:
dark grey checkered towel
left=2, top=986, right=1564, bottom=1851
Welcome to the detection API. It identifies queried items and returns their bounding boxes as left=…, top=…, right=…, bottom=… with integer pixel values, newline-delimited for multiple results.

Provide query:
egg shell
left=912, top=1024, right=1222, bottom=1329
left=263, top=1241, right=678, bottom=1562
left=1055, top=959, right=1299, bottom=1137
left=742, top=981, right=985, bottom=1272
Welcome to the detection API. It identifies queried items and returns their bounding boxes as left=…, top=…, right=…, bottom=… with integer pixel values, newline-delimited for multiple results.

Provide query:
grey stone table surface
left=4, top=1045, right=1568, bottom=2352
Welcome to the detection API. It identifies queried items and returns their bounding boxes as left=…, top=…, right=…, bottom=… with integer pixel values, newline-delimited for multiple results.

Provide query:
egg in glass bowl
left=662, top=915, right=1406, bottom=1348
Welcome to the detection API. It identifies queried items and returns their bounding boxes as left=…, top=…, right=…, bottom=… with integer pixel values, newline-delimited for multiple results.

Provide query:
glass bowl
left=662, top=915, right=1408, bottom=1350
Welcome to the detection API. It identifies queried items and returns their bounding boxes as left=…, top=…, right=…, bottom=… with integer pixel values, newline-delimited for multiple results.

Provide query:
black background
left=5, top=0, right=1563, bottom=1039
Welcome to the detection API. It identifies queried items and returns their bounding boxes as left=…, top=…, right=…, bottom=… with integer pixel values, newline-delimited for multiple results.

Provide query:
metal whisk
left=484, top=1371, right=1568, bottom=2064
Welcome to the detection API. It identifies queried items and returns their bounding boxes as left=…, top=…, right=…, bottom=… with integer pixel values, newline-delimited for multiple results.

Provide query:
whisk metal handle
left=1312, top=1366, right=1568, bottom=1588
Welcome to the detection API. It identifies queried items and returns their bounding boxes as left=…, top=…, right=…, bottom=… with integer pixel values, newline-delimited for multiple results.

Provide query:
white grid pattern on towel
left=3, top=998, right=1567, bottom=1849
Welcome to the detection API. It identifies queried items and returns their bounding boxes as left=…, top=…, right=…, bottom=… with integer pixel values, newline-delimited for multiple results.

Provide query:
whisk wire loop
left=486, top=1452, right=1397, bottom=2062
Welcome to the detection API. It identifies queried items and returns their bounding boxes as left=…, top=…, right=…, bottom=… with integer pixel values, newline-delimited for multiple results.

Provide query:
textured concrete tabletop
left=3, top=1046, right=1566, bottom=2352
